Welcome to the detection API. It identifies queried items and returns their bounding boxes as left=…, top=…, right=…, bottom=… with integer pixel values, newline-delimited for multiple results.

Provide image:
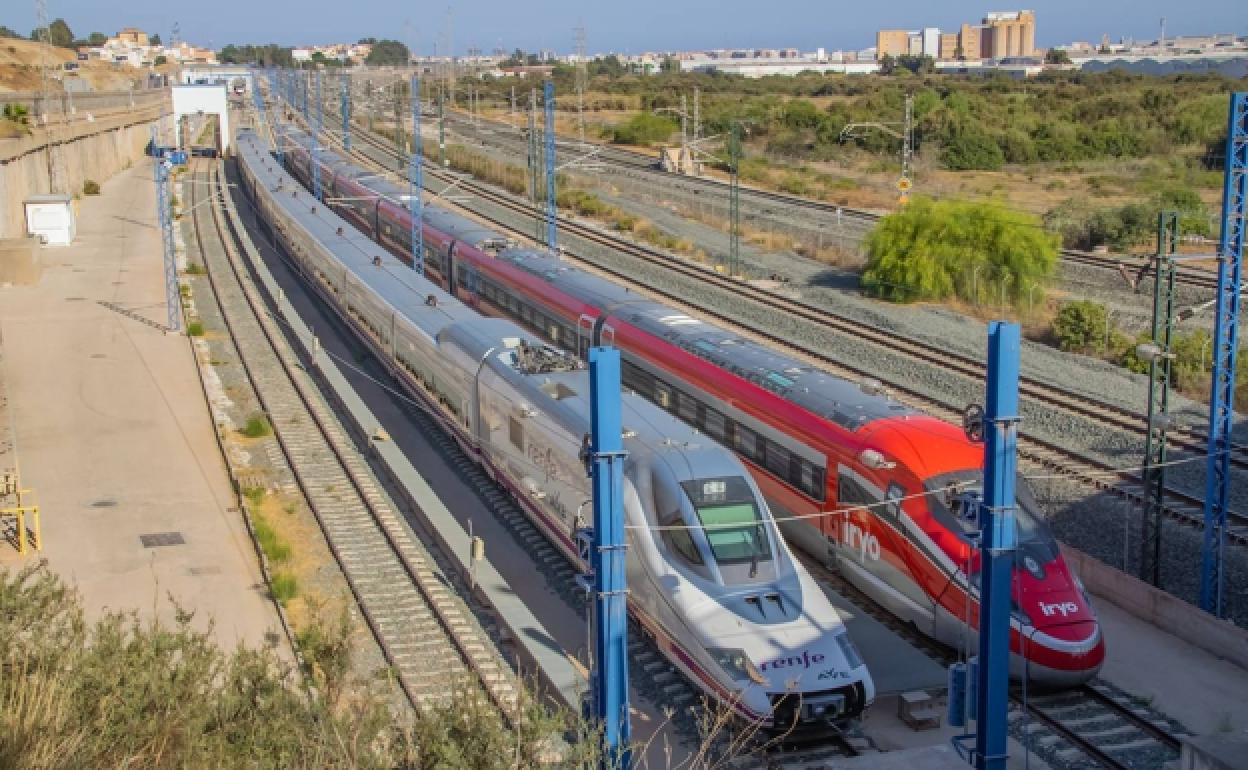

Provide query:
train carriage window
left=509, top=417, right=524, bottom=450
left=677, top=391, right=698, bottom=423
left=765, top=441, right=791, bottom=479
left=838, top=473, right=882, bottom=510
left=734, top=425, right=760, bottom=463
left=663, top=525, right=704, bottom=566
left=655, top=382, right=673, bottom=410
left=799, top=461, right=826, bottom=502
left=703, top=408, right=726, bottom=442
left=885, top=483, right=904, bottom=519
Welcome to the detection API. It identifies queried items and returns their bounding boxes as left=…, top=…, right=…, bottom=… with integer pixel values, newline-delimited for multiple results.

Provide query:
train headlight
left=835, top=633, right=864, bottom=670
left=707, top=647, right=769, bottom=686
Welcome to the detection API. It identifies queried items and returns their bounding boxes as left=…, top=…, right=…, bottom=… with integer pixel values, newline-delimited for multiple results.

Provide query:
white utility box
left=24, top=194, right=77, bottom=246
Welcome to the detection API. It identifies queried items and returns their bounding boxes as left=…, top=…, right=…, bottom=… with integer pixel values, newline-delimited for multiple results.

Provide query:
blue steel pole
left=410, top=76, right=424, bottom=275
left=341, top=73, right=351, bottom=151
left=313, top=71, right=322, bottom=201
left=544, top=79, right=558, bottom=252
left=1200, top=92, right=1247, bottom=617
left=974, top=321, right=1019, bottom=770
left=587, top=347, right=631, bottom=769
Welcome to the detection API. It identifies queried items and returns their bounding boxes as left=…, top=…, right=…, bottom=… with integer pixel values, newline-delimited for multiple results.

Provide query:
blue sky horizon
left=4, top=1, right=1244, bottom=56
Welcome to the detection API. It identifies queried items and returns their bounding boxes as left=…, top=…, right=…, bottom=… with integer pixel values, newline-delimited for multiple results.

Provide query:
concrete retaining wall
left=0, top=108, right=162, bottom=239
left=1062, top=544, right=1248, bottom=670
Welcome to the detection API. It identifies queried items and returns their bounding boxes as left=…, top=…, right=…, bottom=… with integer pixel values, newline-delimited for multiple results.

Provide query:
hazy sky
left=5, top=0, right=1244, bottom=54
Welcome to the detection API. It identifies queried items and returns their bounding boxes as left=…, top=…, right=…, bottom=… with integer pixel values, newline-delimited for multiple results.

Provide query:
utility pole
left=151, top=126, right=180, bottom=332
left=1201, top=91, right=1247, bottom=617
left=313, top=71, right=323, bottom=201
left=527, top=87, right=541, bottom=243
left=410, top=75, right=424, bottom=275
left=341, top=73, right=351, bottom=151
left=840, top=92, right=915, bottom=203
left=679, top=93, right=689, bottom=171
left=544, top=79, right=558, bottom=253
left=974, top=321, right=1020, bottom=770
left=578, top=346, right=632, bottom=770
left=574, top=23, right=588, bottom=145
left=393, top=84, right=403, bottom=158
left=729, top=121, right=741, bottom=277
left=438, top=93, right=447, bottom=166
left=1138, top=212, right=1180, bottom=587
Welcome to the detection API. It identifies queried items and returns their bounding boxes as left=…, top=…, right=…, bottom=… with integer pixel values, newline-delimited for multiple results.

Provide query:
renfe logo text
left=758, top=650, right=826, bottom=672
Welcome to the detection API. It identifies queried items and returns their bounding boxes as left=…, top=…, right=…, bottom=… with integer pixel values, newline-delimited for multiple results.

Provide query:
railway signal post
left=974, top=321, right=1020, bottom=770
left=583, top=347, right=631, bottom=768
left=1201, top=91, right=1247, bottom=617
left=544, top=79, right=558, bottom=253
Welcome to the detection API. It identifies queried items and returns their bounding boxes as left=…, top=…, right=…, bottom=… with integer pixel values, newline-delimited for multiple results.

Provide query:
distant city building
left=875, top=9, right=1034, bottom=61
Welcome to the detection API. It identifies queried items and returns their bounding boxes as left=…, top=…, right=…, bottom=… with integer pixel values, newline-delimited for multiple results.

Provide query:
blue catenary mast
left=586, top=347, right=631, bottom=769
left=544, top=79, right=557, bottom=252
left=974, top=321, right=1019, bottom=770
left=1200, top=91, right=1247, bottom=617
left=409, top=75, right=424, bottom=275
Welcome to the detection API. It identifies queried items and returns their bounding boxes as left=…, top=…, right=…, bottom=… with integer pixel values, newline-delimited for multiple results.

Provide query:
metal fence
left=0, top=88, right=166, bottom=118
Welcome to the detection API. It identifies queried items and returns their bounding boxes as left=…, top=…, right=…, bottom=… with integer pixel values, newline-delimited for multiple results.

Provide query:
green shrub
left=242, top=414, right=272, bottom=438
left=185, top=262, right=206, bottom=275
left=186, top=320, right=204, bottom=336
left=609, top=112, right=678, bottom=146
left=862, top=196, right=1057, bottom=303
left=1053, top=300, right=1110, bottom=353
left=82, top=179, right=100, bottom=195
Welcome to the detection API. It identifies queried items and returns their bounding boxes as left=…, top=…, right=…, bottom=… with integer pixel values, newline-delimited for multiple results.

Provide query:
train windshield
left=681, top=477, right=772, bottom=567
left=925, top=470, right=1058, bottom=564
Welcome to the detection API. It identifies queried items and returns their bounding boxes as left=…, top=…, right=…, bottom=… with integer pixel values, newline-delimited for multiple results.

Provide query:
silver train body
left=235, top=128, right=874, bottom=733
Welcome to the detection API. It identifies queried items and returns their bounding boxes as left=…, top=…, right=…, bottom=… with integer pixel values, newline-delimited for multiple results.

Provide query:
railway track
left=188, top=159, right=519, bottom=713
left=324, top=124, right=1248, bottom=545
left=224, top=141, right=866, bottom=765
left=801, top=558, right=1187, bottom=770
left=434, top=108, right=1225, bottom=294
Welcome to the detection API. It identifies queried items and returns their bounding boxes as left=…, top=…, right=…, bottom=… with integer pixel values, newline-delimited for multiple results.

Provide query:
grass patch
left=270, top=572, right=298, bottom=605
left=186, top=320, right=204, bottom=337
left=185, top=262, right=206, bottom=275
left=242, top=414, right=272, bottom=438
left=242, top=485, right=266, bottom=506
left=253, top=512, right=292, bottom=564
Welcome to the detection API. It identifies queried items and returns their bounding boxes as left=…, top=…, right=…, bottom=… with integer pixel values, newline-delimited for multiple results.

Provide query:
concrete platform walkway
left=0, top=164, right=282, bottom=651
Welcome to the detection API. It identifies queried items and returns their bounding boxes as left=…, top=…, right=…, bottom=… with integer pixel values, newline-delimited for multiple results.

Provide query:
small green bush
left=242, top=485, right=267, bottom=506
left=185, top=262, right=206, bottom=275
left=186, top=320, right=204, bottom=337
left=83, top=179, right=100, bottom=195
left=242, top=414, right=272, bottom=438
left=1053, top=300, right=1109, bottom=353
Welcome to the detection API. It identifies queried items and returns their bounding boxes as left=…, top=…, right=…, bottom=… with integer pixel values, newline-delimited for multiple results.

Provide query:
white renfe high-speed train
left=234, top=128, right=875, bottom=735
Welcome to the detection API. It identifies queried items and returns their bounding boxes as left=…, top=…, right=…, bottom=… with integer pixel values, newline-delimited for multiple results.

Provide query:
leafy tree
left=357, top=37, right=377, bottom=45
left=87, top=31, right=106, bottom=45
left=31, top=17, right=74, bottom=48
left=661, top=56, right=679, bottom=74
left=149, top=33, right=162, bottom=46
left=878, top=53, right=896, bottom=75
left=1155, top=185, right=1211, bottom=237
left=218, top=43, right=295, bottom=68
left=153, top=55, right=167, bottom=65
left=862, top=197, right=1058, bottom=303
left=940, top=118, right=1005, bottom=170
left=365, top=39, right=409, bottom=67
left=0, top=25, right=22, bottom=39
left=895, top=54, right=934, bottom=75
left=1053, top=300, right=1109, bottom=352
left=1045, top=49, right=1072, bottom=65
left=590, top=55, right=625, bottom=77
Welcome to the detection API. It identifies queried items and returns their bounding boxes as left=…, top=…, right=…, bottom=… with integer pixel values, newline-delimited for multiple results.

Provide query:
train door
left=577, top=314, right=595, bottom=358
left=836, top=466, right=936, bottom=631
left=446, top=242, right=458, bottom=293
